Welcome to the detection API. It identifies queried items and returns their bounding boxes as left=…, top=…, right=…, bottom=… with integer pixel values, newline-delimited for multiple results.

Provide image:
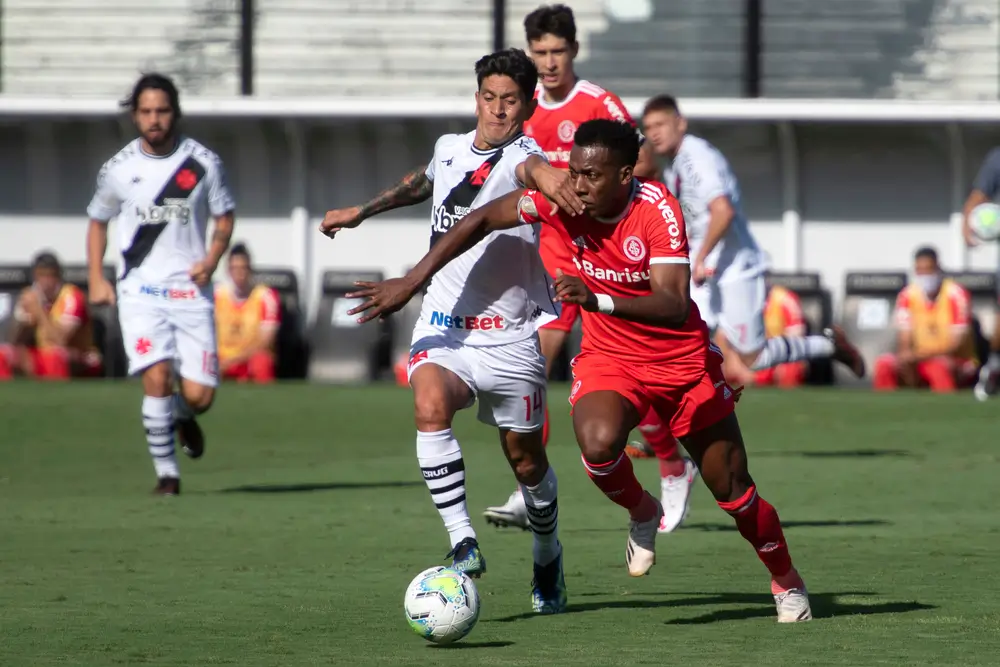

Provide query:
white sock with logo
left=143, top=395, right=179, bottom=479
left=417, top=429, right=475, bottom=548
left=751, top=335, right=834, bottom=370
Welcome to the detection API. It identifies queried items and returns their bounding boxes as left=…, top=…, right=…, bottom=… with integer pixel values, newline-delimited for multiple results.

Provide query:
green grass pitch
left=1, top=382, right=998, bottom=666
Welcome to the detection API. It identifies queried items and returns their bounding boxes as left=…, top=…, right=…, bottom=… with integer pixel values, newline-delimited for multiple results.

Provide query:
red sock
left=638, top=408, right=684, bottom=476
left=718, top=485, right=793, bottom=578
left=542, top=406, right=550, bottom=448
left=0, top=345, right=12, bottom=381
left=582, top=452, right=654, bottom=521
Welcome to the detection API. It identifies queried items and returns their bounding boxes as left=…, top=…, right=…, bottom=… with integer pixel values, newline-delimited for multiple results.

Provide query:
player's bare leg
left=142, top=361, right=182, bottom=495
left=681, top=412, right=812, bottom=623
left=484, top=324, right=567, bottom=530
left=498, top=427, right=565, bottom=613
left=410, top=363, right=486, bottom=577
left=174, top=377, right=214, bottom=460
left=573, top=391, right=663, bottom=576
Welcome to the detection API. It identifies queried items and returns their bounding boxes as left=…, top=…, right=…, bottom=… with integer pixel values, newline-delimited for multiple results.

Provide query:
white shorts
left=407, top=331, right=547, bottom=433
left=691, top=272, right=767, bottom=355
left=118, top=297, right=219, bottom=387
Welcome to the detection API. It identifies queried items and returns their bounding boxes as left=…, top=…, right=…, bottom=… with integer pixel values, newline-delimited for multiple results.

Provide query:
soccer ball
left=403, top=566, right=480, bottom=644
left=969, top=202, right=1000, bottom=242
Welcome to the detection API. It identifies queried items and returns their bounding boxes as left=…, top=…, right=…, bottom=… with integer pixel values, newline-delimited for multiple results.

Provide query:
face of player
left=528, top=34, right=578, bottom=95
left=475, top=75, right=534, bottom=147
left=32, top=267, right=61, bottom=302
left=567, top=145, right=634, bottom=218
left=642, top=109, right=687, bottom=157
left=913, top=255, right=942, bottom=295
left=133, top=89, right=177, bottom=151
left=228, top=255, right=252, bottom=295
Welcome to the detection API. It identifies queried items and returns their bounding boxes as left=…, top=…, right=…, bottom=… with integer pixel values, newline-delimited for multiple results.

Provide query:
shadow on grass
left=566, top=519, right=891, bottom=534
left=218, top=481, right=423, bottom=494
left=429, top=641, right=514, bottom=649
left=753, top=449, right=913, bottom=459
left=486, top=591, right=935, bottom=624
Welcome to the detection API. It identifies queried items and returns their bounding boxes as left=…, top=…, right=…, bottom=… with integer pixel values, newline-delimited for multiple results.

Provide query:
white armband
left=595, top=293, right=615, bottom=314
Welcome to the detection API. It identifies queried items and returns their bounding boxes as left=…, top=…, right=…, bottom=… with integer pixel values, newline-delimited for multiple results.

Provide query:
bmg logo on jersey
left=431, top=204, right=472, bottom=234
left=135, top=198, right=192, bottom=226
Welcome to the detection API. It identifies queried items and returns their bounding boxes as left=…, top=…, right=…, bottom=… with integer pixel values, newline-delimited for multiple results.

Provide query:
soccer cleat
left=446, top=537, right=486, bottom=579
left=531, top=547, right=567, bottom=614
left=825, top=326, right=866, bottom=378
left=974, top=365, right=998, bottom=402
left=176, top=417, right=205, bottom=459
left=626, top=492, right=664, bottom=577
left=773, top=570, right=813, bottom=623
left=153, top=476, right=180, bottom=496
left=483, top=488, right=530, bottom=530
left=625, top=440, right=655, bottom=459
left=658, top=457, right=698, bottom=534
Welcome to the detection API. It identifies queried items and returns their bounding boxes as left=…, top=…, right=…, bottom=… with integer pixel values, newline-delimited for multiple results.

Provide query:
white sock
left=987, top=351, right=1000, bottom=372
left=752, top=335, right=834, bottom=371
left=173, top=393, right=195, bottom=420
left=417, top=429, right=475, bottom=548
left=143, top=395, right=178, bottom=479
left=521, top=466, right=561, bottom=566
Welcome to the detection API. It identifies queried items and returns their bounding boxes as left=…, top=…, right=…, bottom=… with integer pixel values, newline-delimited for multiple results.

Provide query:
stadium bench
left=838, top=271, right=908, bottom=386
left=766, top=272, right=834, bottom=385
left=390, top=266, right=424, bottom=372
left=252, top=268, right=309, bottom=380
left=945, top=271, right=996, bottom=365
left=309, top=270, right=389, bottom=383
left=63, top=265, right=124, bottom=378
left=0, top=265, right=30, bottom=346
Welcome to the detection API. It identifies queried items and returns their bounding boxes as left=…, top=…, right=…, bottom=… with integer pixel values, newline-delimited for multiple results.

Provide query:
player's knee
left=183, top=386, right=215, bottom=413
left=142, top=362, right=173, bottom=397
left=504, top=430, right=547, bottom=485
left=575, top=418, right=624, bottom=465
left=413, top=392, right=453, bottom=431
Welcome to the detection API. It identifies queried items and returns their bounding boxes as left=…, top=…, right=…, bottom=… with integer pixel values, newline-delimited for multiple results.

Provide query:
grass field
left=1, top=382, right=998, bottom=666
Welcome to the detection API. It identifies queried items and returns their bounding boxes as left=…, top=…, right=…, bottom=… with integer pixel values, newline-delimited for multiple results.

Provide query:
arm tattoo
left=359, top=166, right=433, bottom=219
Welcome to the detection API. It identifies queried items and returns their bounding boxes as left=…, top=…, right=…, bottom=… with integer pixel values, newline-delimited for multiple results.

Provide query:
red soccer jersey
left=517, top=179, right=711, bottom=373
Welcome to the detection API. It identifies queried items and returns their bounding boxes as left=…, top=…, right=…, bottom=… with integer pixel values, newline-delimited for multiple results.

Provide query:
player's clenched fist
left=553, top=268, right=598, bottom=311
left=88, top=275, right=116, bottom=306
left=320, top=206, right=365, bottom=238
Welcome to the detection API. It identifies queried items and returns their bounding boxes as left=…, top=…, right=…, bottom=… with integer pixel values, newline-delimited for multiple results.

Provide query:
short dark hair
left=474, top=48, right=538, bottom=104
left=229, top=242, right=251, bottom=264
left=914, top=246, right=939, bottom=264
left=121, top=73, right=182, bottom=118
left=574, top=119, right=641, bottom=168
left=643, top=94, right=681, bottom=117
left=32, top=251, right=61, bottom=273
left=524, top=4, right=577, bottom=43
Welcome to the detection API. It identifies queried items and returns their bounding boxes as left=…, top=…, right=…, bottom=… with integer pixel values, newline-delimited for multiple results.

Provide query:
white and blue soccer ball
left=969, top=202, right=1000, bottom=242
left=403, top=566, right=480, bottom=644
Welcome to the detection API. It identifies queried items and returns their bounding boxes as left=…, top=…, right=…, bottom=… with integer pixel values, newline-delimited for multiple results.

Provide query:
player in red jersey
left=347, top=120, right=812, bottom=623
left=483, top=4, right=690, bottom=533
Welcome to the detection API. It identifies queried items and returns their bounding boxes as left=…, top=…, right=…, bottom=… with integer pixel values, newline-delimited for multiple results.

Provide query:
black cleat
left=153, top=476, right=180, bottom=496
left=826, top=326, right=866, bottom=378
left=176, top=418, right=205, bottom=459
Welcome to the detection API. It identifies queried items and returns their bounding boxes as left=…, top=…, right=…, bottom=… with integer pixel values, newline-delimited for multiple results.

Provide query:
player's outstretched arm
left=346, top=190, right=525, bottom=323
left=320, top=165, right=432, bottom=238
left=553, top=263, right=691, bottom=328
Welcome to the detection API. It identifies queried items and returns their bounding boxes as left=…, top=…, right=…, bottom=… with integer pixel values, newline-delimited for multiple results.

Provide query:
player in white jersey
left=320, top=49, right=582, bottom=614
left=642, top=95, right=866, bottom=386
left=86, top=74, right=236, bottom=496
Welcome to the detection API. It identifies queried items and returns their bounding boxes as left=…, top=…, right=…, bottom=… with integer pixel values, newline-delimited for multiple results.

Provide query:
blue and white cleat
left=531, top=546, right=567, bottom=614
left=446, top=537, right=486, bottom=579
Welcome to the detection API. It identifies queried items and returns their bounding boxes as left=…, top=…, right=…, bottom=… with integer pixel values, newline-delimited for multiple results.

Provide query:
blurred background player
left=642, top=94, right=866, bottom=388
left=874, top=246, right=977, bottom=392
left=321, top=49, right=582, bottom=615
left=484, top=3, right=695, bottom=536
left=755, top=274, right=809, bottom=388
left=86, top=73, right=236, bottom=496
left=0, top=251, right=102, bottom=381
left=214, top=242, right=281, bottom=384
left=962, top=146, right=1000, bottom=400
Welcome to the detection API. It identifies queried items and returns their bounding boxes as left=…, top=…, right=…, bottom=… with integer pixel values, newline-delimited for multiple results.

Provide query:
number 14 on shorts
left=523, top=387, right=544, bottom=420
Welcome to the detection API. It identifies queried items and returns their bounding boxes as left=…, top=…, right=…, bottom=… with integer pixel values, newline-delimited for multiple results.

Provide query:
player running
left=319, top=49, right=582, bottom=615
left=642, top=94, right=865, bottom=387
left=483, top=3, right=693, bottom=535
left=348, top=120, right=814, bottom=623
left=86, top=73, right=236, bottom=496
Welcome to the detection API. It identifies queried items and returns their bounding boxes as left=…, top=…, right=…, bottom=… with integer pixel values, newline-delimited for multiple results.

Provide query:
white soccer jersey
left=662, top=134, right=764, bottom=280
left=417, top=130, right=558, bottom=347
left=86, top=137, right=235, bottom=295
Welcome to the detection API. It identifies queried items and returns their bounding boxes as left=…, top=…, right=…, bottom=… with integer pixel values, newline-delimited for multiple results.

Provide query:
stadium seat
left=252, top=268, right=309, bottom=380
left=390, top=267, right=424, bottom=373
left=309, top=270, right=390, bottom=383
left=838, top=271, right=908, bottom=386
left=945, top=270, right=996, bottom=364
left=765, top=272, right=834, bottom=384
left=0, top=265, right=30, bottom=345
left=63, top=265, right=125, bottom=378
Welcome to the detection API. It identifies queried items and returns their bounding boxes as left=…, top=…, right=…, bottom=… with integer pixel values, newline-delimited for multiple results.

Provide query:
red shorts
left=539, top=224, right=580, bottom=333
left=569, top=348, right=736, bottom=439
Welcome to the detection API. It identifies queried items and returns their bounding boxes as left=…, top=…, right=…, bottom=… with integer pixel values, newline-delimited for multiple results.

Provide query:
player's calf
left=175, top=381, right=214, bottom=460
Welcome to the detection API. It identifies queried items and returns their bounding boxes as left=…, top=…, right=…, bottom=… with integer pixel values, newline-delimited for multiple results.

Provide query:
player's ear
left=677, top=114, right=688, bottom=134
left=474, top=90, right=481, bottom=119
left=570, top=41, right=580, bottom=60
left=619, top=164, right=634, bottom=186
left=523, top=96, right=538, bottom=122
